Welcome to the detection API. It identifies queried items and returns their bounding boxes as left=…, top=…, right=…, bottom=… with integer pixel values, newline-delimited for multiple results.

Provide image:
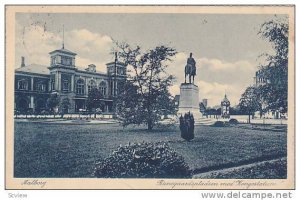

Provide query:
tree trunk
left=147, top=120, right=153, bottom=130
left=248, top=113, right=251, bottom=124
left=94, top=112, right=96, bottom=118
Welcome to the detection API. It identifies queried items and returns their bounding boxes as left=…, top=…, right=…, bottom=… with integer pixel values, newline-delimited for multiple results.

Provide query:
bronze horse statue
left=185, top=53, right=196, bottom=84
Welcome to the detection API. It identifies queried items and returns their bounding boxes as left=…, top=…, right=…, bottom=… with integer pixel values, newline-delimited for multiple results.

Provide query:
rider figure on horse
left=185, top=53, right=196, bottom=84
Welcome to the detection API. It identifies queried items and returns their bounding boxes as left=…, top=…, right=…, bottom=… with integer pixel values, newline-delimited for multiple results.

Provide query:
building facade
left=15, top=46, right=126, bottom=114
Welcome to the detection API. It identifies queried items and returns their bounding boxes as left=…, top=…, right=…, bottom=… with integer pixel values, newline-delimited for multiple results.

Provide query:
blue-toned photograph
left=12, top=9, right=291, bottom=183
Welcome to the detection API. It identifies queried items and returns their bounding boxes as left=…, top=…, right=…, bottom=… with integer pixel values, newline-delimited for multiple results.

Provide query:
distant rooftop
left=15, top=63, right=108, bottom=76
left=15, top=64, right=49, bottom=75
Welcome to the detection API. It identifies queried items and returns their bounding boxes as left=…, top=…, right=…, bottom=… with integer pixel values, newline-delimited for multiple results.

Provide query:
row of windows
left=76, top=79, right=107, bottom=96
left=51, top=55, right=75, bottom=66
left=17, top=79, right=108, bottom=95
left=17, top=80, right=46, bottom=92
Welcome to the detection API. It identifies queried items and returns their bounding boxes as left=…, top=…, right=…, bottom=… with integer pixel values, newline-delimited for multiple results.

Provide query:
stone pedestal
left=178, top=83, right=202, bottom=120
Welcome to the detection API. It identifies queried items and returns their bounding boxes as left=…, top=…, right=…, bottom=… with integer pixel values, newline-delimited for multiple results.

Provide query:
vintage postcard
left=5, top=5, right=295, bottom=189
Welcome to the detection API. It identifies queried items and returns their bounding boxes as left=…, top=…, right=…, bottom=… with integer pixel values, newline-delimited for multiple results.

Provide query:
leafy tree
left=59, top=98, right=71, bottom=118
left=115, top=42, right=177, bottom=130
left=239, top=86, right=261, bottom=123
left=257, top=17, right=288, bottom=116
left=46, top=93, right=60, bottom=118
left=86, top=87, right=105, bottom=118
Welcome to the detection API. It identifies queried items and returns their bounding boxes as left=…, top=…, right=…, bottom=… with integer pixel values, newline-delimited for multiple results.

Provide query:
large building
left=14, top=45, right=126, bottom=114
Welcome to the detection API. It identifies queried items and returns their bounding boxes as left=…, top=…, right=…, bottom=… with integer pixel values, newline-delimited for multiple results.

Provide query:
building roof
left=15, top=64, right=50, bottom=75
left=222, top=94, right=230, bottom=103
left=15, top=63, right=108, bottom=77
left=49, top=48, right=77, bottom=56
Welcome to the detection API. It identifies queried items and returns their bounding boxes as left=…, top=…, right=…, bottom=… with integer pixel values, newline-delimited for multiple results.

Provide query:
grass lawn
left=14, top=122, right=287, bottom=178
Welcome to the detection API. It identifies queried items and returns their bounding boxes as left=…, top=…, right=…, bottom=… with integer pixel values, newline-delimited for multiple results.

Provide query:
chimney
left=21, top=56, right=25, bottom=67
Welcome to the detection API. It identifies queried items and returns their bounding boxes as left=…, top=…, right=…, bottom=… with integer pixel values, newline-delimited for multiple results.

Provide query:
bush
left=229, top=118, right=239, bottom=125
left=93, top=142, right=191, bottom=178
left=211, top=121, right=226, bottom=127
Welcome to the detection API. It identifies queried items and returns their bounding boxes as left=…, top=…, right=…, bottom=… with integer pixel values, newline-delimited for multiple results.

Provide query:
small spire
left=62, top=24, right=65, bottom=49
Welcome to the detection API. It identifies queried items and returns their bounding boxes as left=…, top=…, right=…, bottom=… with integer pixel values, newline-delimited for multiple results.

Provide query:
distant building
left=14, top=45, right=126, bottom=114
left=254, top=69, right=268, bottom=86
left=221, top=94, right=230, bottom=118
left=254, top=69, right=286, bottom=119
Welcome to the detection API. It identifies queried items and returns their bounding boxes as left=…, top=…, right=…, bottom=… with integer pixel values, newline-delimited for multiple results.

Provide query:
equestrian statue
left=185, top=53, right=197, bottom=84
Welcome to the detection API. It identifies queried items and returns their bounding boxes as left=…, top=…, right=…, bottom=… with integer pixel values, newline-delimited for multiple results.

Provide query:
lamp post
left=113, top=52, right=117, bottom=117
left=114, top=52, right=117, bottom=97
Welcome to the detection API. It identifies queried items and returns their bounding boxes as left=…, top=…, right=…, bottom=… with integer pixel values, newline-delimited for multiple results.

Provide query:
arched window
left=18, top=79, right=28, bottom=90
left=99, top=81, right=107, bottom=96
left=76, top=79, right=85, bottom=95
left=88, top=79, right=96, bottom=93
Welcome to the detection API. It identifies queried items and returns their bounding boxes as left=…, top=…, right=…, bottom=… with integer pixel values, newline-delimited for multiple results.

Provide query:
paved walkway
left=193, top=157, right=286, bottom=179
left=15, top=118, right=118, bottom=124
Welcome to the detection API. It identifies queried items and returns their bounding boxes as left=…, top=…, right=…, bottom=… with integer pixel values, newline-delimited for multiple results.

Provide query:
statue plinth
left=177, top=83, right=202, bottom=120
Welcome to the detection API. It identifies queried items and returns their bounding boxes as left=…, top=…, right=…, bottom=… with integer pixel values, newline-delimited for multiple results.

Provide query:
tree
left=257, top=17, right=288, bottom=116
left=86, top=87, right=105, bottom=118
left=59, top=98, right=71, bottom=118
left=115, top=42, right=177, bottom=130
left=46, top=93, right=60, bottom=118
left=239, top=86, right=261, bottom=123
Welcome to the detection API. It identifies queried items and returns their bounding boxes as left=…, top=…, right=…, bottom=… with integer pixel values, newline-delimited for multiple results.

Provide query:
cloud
left=167, top=52, right=257, bottom=107
left=15, top=23, right=114, bottom=73
left=197, top=80, right=244, bottom=107
left=15, top=23, right=257, bottom=107
left=65, top=29, right=113, bottom=72
left=15, top=22, right=61, bottom=67
left=198, top=58, right=254, bottom=71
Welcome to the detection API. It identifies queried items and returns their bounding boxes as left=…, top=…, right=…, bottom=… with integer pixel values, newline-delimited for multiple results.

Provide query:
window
left=63, top=79, right=69, bottom=92
left=88, top=80, right=96, bottom=93
left=51, top=80, right=55, bottom=91
left=18, top=79, right=28, bottom=90
left=99, top=81, right=107, bottom=96
left=36, top=82, right=46, bottom=92
left=51, top=57, right=55, bottom=65
left=61, top=56, right=72, bottom=66
left=76, top=79, right=85, bottom=95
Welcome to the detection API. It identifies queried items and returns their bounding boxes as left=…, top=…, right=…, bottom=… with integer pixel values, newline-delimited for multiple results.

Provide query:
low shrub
left=229, top=118, right=239, bottom=125
left=93, top=142, right=191, bottom=178
left=211, top=121, right=226, bottom=127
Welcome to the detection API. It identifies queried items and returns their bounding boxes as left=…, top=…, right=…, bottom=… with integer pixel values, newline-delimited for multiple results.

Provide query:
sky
left=15, top=13, right=284, bottom=107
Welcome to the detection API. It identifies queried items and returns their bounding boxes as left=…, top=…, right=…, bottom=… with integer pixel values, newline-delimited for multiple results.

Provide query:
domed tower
left=221, top=94, right=230, bottom=118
